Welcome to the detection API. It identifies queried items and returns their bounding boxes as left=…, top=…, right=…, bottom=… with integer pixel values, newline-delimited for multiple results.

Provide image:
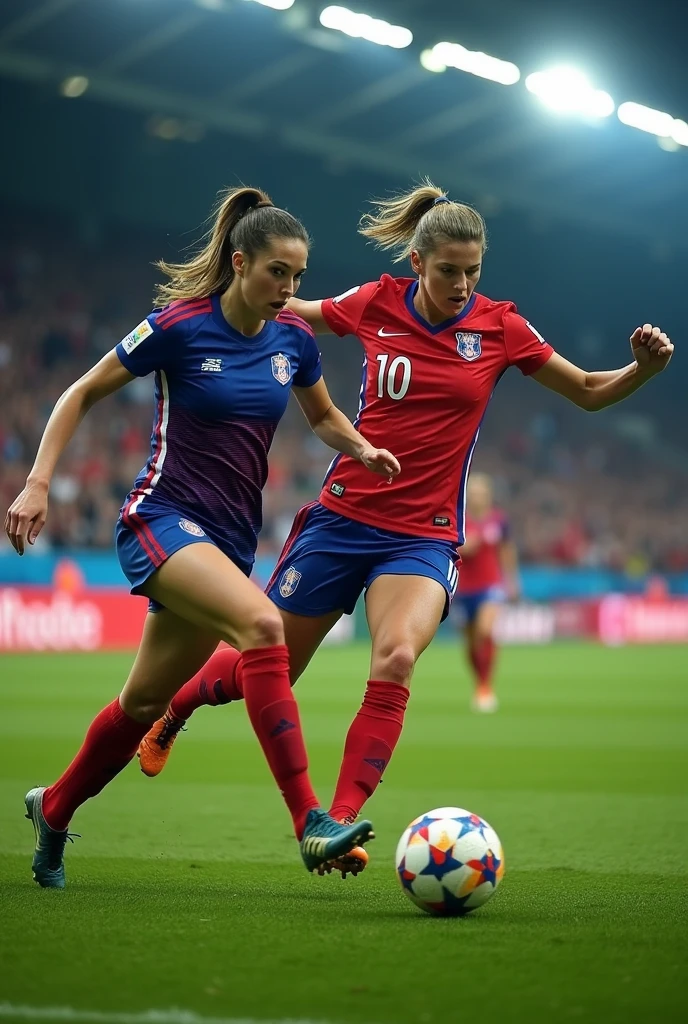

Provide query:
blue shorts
left=115, top=502, right=252, bottom=610
left=454, top=586, right=506, bottom=624
left=266, top=502, right=460, bottom=619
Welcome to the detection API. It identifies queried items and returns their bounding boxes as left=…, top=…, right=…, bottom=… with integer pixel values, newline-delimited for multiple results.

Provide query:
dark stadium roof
left=1, top=0, right=687, bottom=250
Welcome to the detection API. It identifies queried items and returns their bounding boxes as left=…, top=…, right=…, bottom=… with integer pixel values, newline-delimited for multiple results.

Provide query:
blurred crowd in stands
left=1, top=218, right=687, bottom=574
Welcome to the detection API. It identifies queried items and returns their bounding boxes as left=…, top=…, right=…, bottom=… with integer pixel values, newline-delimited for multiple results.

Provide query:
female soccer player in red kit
left=139, top=180, right=674, bottom=876
left=4, top=186, right=401, bottom=888
left=455, top=473, right=519, bottom=713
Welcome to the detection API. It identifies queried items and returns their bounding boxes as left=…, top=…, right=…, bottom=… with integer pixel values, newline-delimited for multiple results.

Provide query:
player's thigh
left=144, top=543, right=283, bottom=650
left=120, top=608, right=219, bottom=720
left=474, top=600, right=500, bottom=642
left=278, top=608, right=344, bottom=683
left=365, top=574, right=446, bottom=685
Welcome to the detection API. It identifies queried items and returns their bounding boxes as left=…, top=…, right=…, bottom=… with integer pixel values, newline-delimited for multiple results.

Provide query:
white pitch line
left=0, top=1006, right=335, bottom=1024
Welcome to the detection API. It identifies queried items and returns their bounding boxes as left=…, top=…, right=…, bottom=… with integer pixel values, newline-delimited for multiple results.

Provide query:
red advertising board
left=2, top=586, right=687, bottom=651
left=597, top=594, right=688, bottom=645
left=0, top=587, right=148, bottom=651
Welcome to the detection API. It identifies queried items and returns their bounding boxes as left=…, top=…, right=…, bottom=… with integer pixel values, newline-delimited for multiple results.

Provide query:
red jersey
left=319, top=275, right=553, bottom=543
left=459, top=510, right=510, bottom=593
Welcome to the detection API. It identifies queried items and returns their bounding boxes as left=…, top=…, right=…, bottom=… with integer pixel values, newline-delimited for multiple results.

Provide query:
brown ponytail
left=154, top=185, right=310, bottom=305
left=359, top=177, right=487, bottom=262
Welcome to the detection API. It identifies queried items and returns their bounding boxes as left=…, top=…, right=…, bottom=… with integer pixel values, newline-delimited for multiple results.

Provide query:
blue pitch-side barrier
left=1, top=549, right=687, bottom=598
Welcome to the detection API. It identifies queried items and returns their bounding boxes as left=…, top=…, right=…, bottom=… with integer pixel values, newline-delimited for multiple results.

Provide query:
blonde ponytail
left=359, top=177, right=487, bottom=262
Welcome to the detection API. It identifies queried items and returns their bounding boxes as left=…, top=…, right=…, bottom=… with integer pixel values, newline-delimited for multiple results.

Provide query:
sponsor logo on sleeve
left=525, top=320, right=547, bottom=344
left=333, top=285, right=361, bottom=304
left=455, top=332, right=482, bottom=361
left=121, top=319, right=154, bottom=354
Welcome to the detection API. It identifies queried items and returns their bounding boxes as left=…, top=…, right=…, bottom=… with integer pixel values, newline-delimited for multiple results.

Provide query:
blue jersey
left=115, top=295, right=322, bottom=568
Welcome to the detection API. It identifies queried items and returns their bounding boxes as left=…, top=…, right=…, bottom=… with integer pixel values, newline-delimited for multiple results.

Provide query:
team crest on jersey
left=279, top=565, right=302, bottom=598
left=179, top=519, right=205, bottom=537
left=271, top=352, right=292, bottom=385
left=456, top=332, right=482, bottom=361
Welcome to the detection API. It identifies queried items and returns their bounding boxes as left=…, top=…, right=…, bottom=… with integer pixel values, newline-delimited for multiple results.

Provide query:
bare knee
left=371, top=642, right=416, bottom=686
left=238, top=609, right=285, bottom=650
left=473, top=621, right=495, bottom=647
left=119, top=692, right=169, bottom=724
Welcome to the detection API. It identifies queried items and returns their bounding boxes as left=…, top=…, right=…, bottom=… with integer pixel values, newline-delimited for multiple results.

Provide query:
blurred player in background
left=455, top=473, right=519, bottom=713
left=138, top=178, right=674, bottom=877
left=4, top=185, right=400, bottom=888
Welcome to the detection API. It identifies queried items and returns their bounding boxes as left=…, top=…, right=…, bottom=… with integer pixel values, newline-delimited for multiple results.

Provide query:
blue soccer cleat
left=24, top=787, right=78, bottom=889
left=299, top=808, right=374, bottom=874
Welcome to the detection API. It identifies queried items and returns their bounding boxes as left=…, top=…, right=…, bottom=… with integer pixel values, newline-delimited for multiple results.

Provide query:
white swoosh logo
left=378, top=328, right=411, bottom=337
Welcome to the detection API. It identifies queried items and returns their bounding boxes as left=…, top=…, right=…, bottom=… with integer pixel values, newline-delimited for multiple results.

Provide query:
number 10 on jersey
left=376, top=354, right=412, bottom=400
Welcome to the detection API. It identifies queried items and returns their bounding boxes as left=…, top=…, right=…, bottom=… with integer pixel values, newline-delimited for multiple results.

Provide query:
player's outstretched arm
left=285, top=298, right=331, bottom=335
left=531, top=324, right=674, bottom=412
left=293, top=378, right=400, bottom=480
left=4, top=351, right=134, bottom=555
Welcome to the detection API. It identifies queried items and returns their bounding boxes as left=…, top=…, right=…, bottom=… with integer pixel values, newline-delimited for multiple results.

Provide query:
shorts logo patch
left=121, top=319, right=153, bottom=354
left=179, top=519, right=205, bottom=537
left=456, top=332, right=482, bottom=361
left=271, top=352, right=291, bottom=385
left=279, top=565, right=302, bottom=598
left=329, top=482, right=346, bottom=497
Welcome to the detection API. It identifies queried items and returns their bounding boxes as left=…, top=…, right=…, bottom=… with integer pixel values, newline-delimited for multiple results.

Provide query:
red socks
left=42, top=698, right=149, bottom=831
left=170, top=646, right=243, bottom=721
left=470, top=637, right=497, bottom=687
left=241, top=645, right=319, bottom=839
left=329, top=679, right=410, bottom=823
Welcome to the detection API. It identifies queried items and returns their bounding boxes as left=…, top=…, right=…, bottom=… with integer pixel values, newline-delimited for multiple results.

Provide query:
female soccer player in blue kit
left=138, top=180, right=675, bottom=877
left=4, top=185, right=401, bottom=888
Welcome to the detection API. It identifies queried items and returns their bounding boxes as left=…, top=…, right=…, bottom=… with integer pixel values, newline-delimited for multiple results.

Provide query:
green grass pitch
left=0, top=642, right=686, bottom=1024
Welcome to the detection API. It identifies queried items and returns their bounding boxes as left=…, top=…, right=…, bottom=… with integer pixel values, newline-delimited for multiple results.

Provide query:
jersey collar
left=405, top=281, right=477, bottom=335
left=211, top=292, right=271, bottom=343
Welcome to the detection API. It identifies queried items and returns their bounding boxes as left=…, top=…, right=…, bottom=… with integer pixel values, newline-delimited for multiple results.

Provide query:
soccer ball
left=395, top=807, right=504, bottom=916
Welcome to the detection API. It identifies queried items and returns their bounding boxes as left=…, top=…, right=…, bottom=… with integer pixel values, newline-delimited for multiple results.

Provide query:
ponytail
left=359, top=177, right=487, bottom=262
left=154, top=185, right=309, bottom=305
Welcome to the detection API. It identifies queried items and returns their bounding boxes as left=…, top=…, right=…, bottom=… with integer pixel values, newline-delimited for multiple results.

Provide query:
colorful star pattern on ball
left=428, top=888, right=475, bottom=917
left=453, top=812, right=490, bottom=840
left=396, top=857, right=417, bottom=893
left=407, top=814, right=438, bottom=844
left=419, top=845, right=464, bottom=881
left=466, top=848, right=501, bottom=887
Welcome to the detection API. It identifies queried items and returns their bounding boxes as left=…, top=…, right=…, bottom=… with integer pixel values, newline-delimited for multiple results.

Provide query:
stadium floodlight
left=525, top=67, right=614, bottom=117
left=242, top=0, right=295, bottom=10
left=617, top=101, right=675, bottom=137
left=427, top=42, right=520, bottom=85
left=671, top=119, right=688, bottom=147
left=319, top=6, right=413, bottom=49
left=420, top=48, right=447, bottom=73
left=60, top=76, right=89, bottom=98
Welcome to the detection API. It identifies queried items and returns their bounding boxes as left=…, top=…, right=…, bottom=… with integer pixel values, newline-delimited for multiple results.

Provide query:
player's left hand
left=360, top=447, right=401, bottom=482
left=631, top=324, right=673, bottom=375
